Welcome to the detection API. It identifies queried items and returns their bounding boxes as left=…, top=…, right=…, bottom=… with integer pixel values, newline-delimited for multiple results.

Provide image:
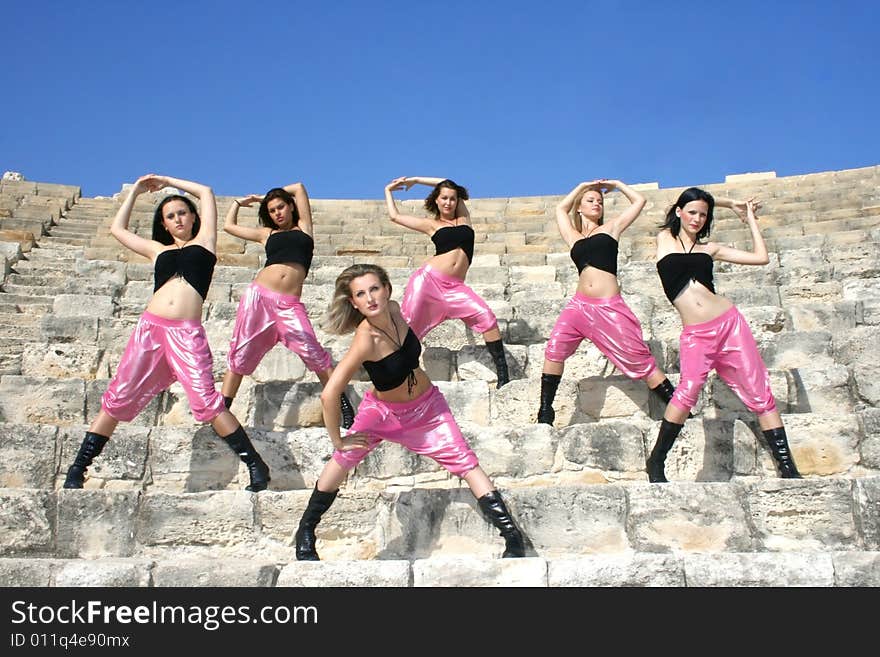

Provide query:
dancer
left=63, top=174, right=270, bottom=491
left=293, top=264, right=525, bottom=560
left=221, top=182, right=354, bottom=428
left=537, top=179, right=678, bottom=425
left=384, top=176, right=510, bottom=388
left=646, top=188, right=802, bottom=482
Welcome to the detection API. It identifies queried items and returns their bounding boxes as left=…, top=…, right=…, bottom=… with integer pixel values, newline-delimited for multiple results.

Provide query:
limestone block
left=508, top=282, right=564, bottom=305
left=135, top=491, right=257, bottom=547
left=508, top=297, right=566, bottom=344
left=787, top=301, right=858, bottom=332
left=0, top=558, right=60, bottom=586
left=626, top=482, right=754, bottom=552
left=649, top=309, right=684, bottom=343
left=0, top=424, right=57, bottom=489
left=153, top=560, right=279, bottom=587
left=789, top=365, right=854, bottom=414
left=779, top=281, right=842, bottom=304
left=777, top=248, right=831, bottom=284
left=761, top=331, right=833, bottom=369
left=251, top=381, right=326, bottom=430
left=0, top=490, right=54, bottom=555
left=249, top=344, right=308, bottom=382
left=456, top=343, right=526, bottom=385
left=421, top=319, right=478, bottom=350
left=738, top=305, right=787, bottom=336
left=577, top=376, right=649, bottom=420
left=21, top=342, right=104, bottom=379
left=745, top=479, right=858, bottom=551
left=549, top=554, right=685, bottom=587
left=832, top=244, right=880, bottom=280
left=858, top=408, right=880, bottom=470
left=842, top=278, right=880, bottom=304
left=349, top=434, right=445, bottom=481
left=559, top=421, right=649, bottom=477
left=683, top=552, right=834, bottom=586
left=832, top=552, right=880, bottom=586
left=278, top=560, right=411, bottom=587
left=41, top=316, right=100, bottom=343
left=856, top=477, right=880, bottom=549
left=465, top=423, right=557, bottom=479
left=467, top=266, right=509, bottom=285
left=56, top=490, right=140, bottom=558
left=422, top=346, right=453, bottom=381
left=413, top=556, right=547, bottom=586
left=490, top=378, right=543, bottom=426
left=436, top=380, right=489, bottom=425
left=0, top=376, right=85, bottom=425
left=509, top=265, right=557, bottom=286
left=833, top=326, right=880, bottom=405
left=708, top=369, right=791, bottom=417
left=724, top=285, right=781, bottom=307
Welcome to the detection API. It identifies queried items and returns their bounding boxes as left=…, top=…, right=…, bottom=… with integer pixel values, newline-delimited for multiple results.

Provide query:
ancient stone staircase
left=1, top=168, right=879, bottom=586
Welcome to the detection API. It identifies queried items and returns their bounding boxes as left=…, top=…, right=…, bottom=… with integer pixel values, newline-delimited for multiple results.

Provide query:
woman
left=220, top=182, right=354, bottom=428
left=62, top=174, right=270, bottom=491
left=384, top=176, right=510, bottom=388
left=646, top=187, right=802, bottom=482
left=292, top=264, right=525, bottom=561
left=537, top=179, right=679, bottom=425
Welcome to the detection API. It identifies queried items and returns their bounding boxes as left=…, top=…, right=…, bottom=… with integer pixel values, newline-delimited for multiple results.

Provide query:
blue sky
left=2, top=1, right=878, bottom=200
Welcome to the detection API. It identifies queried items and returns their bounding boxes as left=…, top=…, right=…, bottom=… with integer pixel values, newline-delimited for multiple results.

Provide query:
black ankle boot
left=536, top=373, right=561, bottom=425
left=646, top=419, right=684, bottom=483
left=221, top=426, right=271, bottom=492
left=63, top=432, right=110, bottom=489
left=477, top=490, right=525, bottom=558
left=763, top=427, right=803, bottom=479
left=295, top=486, right=339, bottom=561
left=340, top=393, right=355, bottom=430
left=485, top=339, right=510, bottom=388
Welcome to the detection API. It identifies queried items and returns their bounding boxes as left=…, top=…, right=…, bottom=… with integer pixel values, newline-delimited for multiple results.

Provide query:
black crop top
left=656, top=252, right=716, bottom=303
left=570, top=232, right=618, bottom=276
left=362, top=327, right=422, bottom=393
left=264, top=229, right=314, bottom=273
left=432, top=225, right=474, bottom=264
left=154, top=244, right=216, bottom=300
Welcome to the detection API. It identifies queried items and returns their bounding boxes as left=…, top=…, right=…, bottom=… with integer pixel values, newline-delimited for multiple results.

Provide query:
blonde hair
left=322, top=263, right=394, bottom=335
left=571, top=187, right=604, bottom=233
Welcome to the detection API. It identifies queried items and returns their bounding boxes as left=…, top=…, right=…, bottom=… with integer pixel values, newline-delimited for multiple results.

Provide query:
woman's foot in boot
left=536, top=373, right=561, bottom=425
left=477, top=490, right=525, bottom=558
left=763, top=427, right=803, bottom=479
left=486, top=339, right=510, bottom=388
left=222, top=426, right=271, bottom=492
left=646, top=419, right=684, bottom=483
left=63, top=432, right=110, bottom=489
left=295, top=486, right=339, bottom=561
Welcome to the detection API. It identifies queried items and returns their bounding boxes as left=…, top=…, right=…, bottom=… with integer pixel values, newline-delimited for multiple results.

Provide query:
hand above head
left=236, top=193, right=263, bottom=208
left=132, top=173, right=171, bottom=194
left=386, top=176, right=415, bottom=192
left=731, top=197, right=762, bottom=222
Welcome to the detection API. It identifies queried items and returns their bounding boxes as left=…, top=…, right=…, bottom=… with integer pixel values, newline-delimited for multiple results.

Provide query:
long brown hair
left=323, top=263, right=394, bottom=335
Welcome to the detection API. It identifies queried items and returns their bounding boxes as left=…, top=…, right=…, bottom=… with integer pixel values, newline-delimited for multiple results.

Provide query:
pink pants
left=401, top=264, right=497, bottom=339
left=227, top=282, right=333, bottom=375
left=671, top=305, right=777, bottom=415
left=102, top=311, right=226, bottom=423
left=332, top=385, right=480, bottom=477
left=544, top=292, right=659, bottom=380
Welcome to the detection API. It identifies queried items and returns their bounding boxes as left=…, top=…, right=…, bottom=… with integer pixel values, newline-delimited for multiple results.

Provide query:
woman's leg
left=295, top=459, right=350, bottom=561
left=464, top=467, right=525, bottom=558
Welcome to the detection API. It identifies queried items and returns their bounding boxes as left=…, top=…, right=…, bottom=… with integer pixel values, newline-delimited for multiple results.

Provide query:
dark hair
left=152, top=195, right=201, bottom=245
left=660, top=187, right=715, bottom=239
left=258, top=188, right=300, bottom=229
left=424, top=179, right=469, bottom=217
left=323, top=263, right=394, bottom=335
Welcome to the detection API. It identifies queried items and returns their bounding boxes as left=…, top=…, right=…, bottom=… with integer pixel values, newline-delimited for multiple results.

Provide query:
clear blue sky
left=2, top=0, right=878, bottom=200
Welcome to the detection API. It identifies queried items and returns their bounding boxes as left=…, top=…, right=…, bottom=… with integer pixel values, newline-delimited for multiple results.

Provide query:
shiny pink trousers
left=227, top=282, right=333, bottom=375
left=102, top=311, right=226, bottom=422
left=401, top=265, right=497, bottom=339
left=332, top=385, right=480, bottom=477
left=671, top=305, right=777, bottom=415
left=544, top=292, right=659, bottom=380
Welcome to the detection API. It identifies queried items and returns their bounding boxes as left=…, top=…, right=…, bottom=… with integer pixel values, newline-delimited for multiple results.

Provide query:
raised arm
left=709, top=198, right=770, bottom=265
left=554, top=181, right=597, bottom=246
left=318, top=331, right=373, bottom=450
left=224, top=194, right=268, bottom=242
left=283, top=182, right=314, bottom=236
left=602, top=179, right=646, bottom=236
left=384, top=177, right=436, bottom=235
left=109, top=174, right=169, bottom=259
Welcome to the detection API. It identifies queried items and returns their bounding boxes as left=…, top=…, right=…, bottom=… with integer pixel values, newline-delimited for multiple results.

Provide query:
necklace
left=368, top=317, right=402, bottom=349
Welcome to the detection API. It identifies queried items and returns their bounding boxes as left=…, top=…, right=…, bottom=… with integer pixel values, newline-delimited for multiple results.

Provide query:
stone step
left=1, top=478, right=877, bottom=562
left=1, top=551, right=878, bottom=587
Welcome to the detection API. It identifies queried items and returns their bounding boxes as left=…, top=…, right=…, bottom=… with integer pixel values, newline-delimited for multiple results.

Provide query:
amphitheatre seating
left=1, top=167, right=879, bottom=587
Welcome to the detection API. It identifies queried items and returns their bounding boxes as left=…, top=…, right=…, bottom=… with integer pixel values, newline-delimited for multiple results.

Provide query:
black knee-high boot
left=646, top=419, right=684, bottom=483
left=223, top=396, right=234, bottom=410
left=477, top=490, right=525, bottom=558
left=63, top=432, right=110, bottom=489
left=650, top=378, right=675, bottom=405
left=536, top=373, right=561, bottom=425
left=485, top=339, right=510, bottom=388
left=340, top=393, right=355, bottom=429
left=763, top=427, right=803, bottom=479
left=221, top=426, right=271, bottom=492
left=295, top=486, right=339, bottom=561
